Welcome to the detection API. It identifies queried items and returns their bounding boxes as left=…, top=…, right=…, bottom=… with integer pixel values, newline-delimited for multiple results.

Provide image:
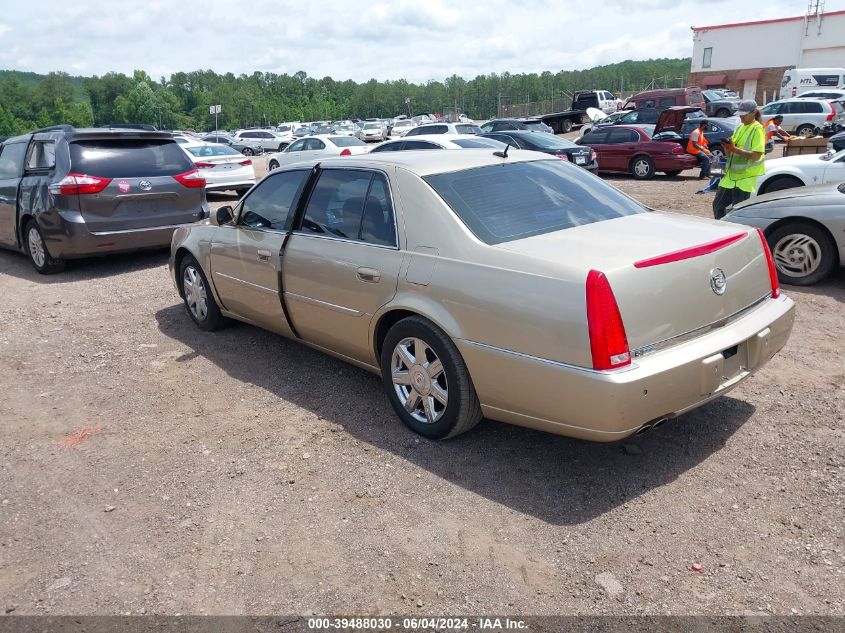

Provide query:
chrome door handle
left=257, top=249, right=271, bottom=262
left=357, top=267, right=381, bottom=283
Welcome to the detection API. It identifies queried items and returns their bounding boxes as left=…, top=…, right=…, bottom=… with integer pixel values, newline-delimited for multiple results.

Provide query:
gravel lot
left=0, top=149, right=843, bottom=617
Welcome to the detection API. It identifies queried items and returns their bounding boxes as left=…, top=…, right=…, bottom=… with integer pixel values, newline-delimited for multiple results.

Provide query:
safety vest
left=726, top=122, right=765, bottom=182
left=687, top=128, right=709, bottom=155
left=764, top=119, right=781, bottom=141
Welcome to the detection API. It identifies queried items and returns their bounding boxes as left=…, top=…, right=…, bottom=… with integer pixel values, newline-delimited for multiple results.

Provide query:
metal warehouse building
left=688, top=4, right=845, bottom=104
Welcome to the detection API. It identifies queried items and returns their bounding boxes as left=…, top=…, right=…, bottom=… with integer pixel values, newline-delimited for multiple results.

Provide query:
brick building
left=688, top=7, right=845, bottom=105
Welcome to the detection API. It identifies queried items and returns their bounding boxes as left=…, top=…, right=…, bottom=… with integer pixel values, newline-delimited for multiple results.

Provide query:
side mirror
left=216, top=205, right=235, bottom=226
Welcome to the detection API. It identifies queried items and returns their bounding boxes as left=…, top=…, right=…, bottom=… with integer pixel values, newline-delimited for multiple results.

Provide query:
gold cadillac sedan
left=169, top=150, right=794, bottom=441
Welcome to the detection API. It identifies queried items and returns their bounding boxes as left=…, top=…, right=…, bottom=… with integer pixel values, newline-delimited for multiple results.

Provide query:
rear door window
left=69, top=139, right=194, bottom=177
left=659, top=97, right=677, bottom=107
left=0, top=142, right=27, bottom=179
left=580, top=130, right=609, bottom=144
left=403, top=140, right=441, bottom=150
left=607, top=129, right=638, bottom=144
left=424, top=160, right=645, bottom=245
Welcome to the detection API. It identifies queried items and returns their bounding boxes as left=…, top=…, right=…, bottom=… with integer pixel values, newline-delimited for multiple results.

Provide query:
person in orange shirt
left=687, top=120, right=712, bottom=179
left=763, top=115, right=792, bottom=153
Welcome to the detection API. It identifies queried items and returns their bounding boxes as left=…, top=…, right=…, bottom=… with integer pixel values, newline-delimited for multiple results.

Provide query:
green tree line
left=0, top=59, right=690, bottom=136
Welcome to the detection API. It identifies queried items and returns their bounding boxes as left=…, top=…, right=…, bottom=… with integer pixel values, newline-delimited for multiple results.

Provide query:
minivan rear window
left=69, top=139, right=193, bottom=178
left=424, top=160, right=646, bottom=245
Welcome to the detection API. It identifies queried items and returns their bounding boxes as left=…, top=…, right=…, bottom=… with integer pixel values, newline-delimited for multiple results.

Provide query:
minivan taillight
left=586, top=270, right=631, bottom=370
left=756, top=229, right=781, bottom=299
left=51, top=173, right=112, bottom=196
left=173, top=169, right=206, bottom=189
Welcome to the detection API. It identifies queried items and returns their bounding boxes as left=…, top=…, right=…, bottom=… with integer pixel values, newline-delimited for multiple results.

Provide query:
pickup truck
left=0, top=125, right=208, bottom=273
left=539, top=90, right=619, bottom=134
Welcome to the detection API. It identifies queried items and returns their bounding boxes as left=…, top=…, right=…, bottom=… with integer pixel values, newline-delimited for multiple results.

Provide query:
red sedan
left=576, top=124, right=697, bottom=179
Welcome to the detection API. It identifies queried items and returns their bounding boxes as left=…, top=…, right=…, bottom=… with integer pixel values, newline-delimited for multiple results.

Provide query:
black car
left=829, top=129, right=845, bottom=151
left=479, top=118, right=554, bottom=134
left=0, top=125, right=207, bottom=273
left=479, top=130, right=598, bottom=171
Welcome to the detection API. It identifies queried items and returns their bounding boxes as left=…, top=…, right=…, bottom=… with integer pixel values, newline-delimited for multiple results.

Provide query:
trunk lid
left=654, top=106, right=706, bottom=135
left=496, top=212, right=773, bottom=351
left=68, top=138, right=203, bottom=232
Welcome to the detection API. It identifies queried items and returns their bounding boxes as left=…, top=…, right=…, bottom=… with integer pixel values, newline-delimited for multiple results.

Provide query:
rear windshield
left=452, top=138, right=507, bottom=148
left=424, top=160, right=646, bottom=245
left=521, top=121, right=548, bottom=131
left=521, top=132, right=577, bottom=149
left=455, top=124, right=482, bottom=134
left=70, top=139, right=193, bottom=177
left=330, top=136, right=366, bottom=147
left=185, top=144, right=240, bottom=157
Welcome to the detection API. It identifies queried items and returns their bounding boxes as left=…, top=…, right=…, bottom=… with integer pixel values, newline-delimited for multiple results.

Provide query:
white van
left=781, top=68, right=845, bottom=97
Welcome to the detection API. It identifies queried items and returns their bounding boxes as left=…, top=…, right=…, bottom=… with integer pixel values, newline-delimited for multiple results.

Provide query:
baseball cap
left=735, top=100, right=758, bottom=116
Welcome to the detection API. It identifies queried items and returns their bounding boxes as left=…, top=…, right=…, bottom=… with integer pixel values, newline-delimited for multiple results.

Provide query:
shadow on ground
left=0, top=249, right=170, bottom=284
left=156, top=303, right=756, bottom=526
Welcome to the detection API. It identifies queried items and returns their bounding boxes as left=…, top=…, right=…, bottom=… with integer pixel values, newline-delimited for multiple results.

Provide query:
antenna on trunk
left=494, top=144, right=510, bottom=159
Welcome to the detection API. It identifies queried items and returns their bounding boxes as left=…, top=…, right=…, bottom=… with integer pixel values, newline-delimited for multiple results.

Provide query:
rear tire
left=179, top=255, right=226, bottom=331
left=766, top=222, right=836, bottom=286
left=24, top=219, right=65, bottom=274
left=278, top=143, right=288, bottom=151
left=760, top=176, right=803, bottom=195
left=795, top=124, right=816, bottom=138
left=561, top=119, right=573, bottom=133
left=241, top=148, right=254, bottom=156
left=715, top=108, right=731, bottom=118
left=380, top=316, right=482, bottom=440
left=630, top=155, right=655, bottom=180
left=268, top=160, right=279, bottom=171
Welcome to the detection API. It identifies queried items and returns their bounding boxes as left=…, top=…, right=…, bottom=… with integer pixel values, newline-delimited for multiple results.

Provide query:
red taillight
left=195, top=162, right=216, bottom=169
left=239, top=159, right=252, bottom=165
left=671, top=144, right=685, bottom=154
left=826, top=105, right=835, bottom=121
left=586, top=270, right=631, bottom=371
left=339, top=148, right=352, bottom=156
left=51, top=173, right=111, bottom=196
left=634, top=233, right=746, bottom=268
left=173, top=169, right=206, bottom=189
left=756, top=228, right=781, bottom=299
left=555, top=152, right=570, bottom=160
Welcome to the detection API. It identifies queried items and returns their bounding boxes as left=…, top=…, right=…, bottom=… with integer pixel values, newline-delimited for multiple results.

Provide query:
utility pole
left=497, top=92, right=502, bottom=118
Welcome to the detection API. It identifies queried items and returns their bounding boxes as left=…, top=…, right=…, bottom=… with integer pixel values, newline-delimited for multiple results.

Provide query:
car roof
left=293, top=148, right=553, bottom=176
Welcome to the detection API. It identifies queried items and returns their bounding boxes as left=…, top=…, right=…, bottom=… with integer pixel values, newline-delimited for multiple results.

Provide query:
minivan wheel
left=630, top=156, right=655, bottom=180
left=380, top=316, right=482, bottom=440
left=24, top=220, right=65, bottom=274
left=179, top=255, right=226, bottom=331
left=241, top=148, right=254, bottom=156
left=767, top=222, right=836, bottom=286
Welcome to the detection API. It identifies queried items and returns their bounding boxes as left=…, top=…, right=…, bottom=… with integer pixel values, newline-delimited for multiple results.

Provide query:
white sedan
left=755, top=148, right=845, bottom=195
left=182, top=142, right=256, bottom=196
left=389, top=119, right=416, bottom=136
left=357, top=122, right=387, bottom=142
left=267, top=135, right=370, bottom=170
left=369, top=134, right=506, bottom=153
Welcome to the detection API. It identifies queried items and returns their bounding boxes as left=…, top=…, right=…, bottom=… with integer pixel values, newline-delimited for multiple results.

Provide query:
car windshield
left=452, top=138, right=507, bottom=148
left=455, top=124, right=482, bottom=134
left=364, top=123, right=380, bottom=129
left=185, top=144, right=240, bottom=157
left=329, top=136, right=365, bottom=147
left=424, top=159, right=646, bottom=245
left=702, top=90, right=722, bottom=101
left=521, top=132, right=578, bottom=149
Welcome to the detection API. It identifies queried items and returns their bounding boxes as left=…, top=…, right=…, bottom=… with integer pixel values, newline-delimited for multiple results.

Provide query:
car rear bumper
left=655, top=155, right=698, bottom=171
left=456, top=294, right=794, bottom=442
left=39, top=208, right=208, bottom=259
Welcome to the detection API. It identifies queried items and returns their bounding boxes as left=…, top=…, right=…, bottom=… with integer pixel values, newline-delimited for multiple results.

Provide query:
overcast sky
left=1, top=0, right=844, bottom=83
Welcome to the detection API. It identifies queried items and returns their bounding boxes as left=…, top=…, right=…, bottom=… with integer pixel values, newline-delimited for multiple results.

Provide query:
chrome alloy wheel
left=633, top=159, right=651, bottom=178
left=391, top=337, right=448, bottom=425
left=773, top=233, right=822, bottom=278
left=27, top=226, right=46, bottom=268
left=182, top=265, right=209, bottom=321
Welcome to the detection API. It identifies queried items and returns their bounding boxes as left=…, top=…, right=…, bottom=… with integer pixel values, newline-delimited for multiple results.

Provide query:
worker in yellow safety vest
left=687, top=119, right=713, bottom=179
left=713, top=100, right=766, bottom=219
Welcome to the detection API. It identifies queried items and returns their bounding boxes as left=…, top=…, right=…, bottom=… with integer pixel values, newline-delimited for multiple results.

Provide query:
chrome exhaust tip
left=635, top=423, right=653, bottom=436
left=651, top=417, right=669, bottom=430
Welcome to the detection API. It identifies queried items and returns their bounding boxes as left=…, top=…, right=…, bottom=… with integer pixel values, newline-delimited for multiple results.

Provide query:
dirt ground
left=0, top=150, right=843, bottom=617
